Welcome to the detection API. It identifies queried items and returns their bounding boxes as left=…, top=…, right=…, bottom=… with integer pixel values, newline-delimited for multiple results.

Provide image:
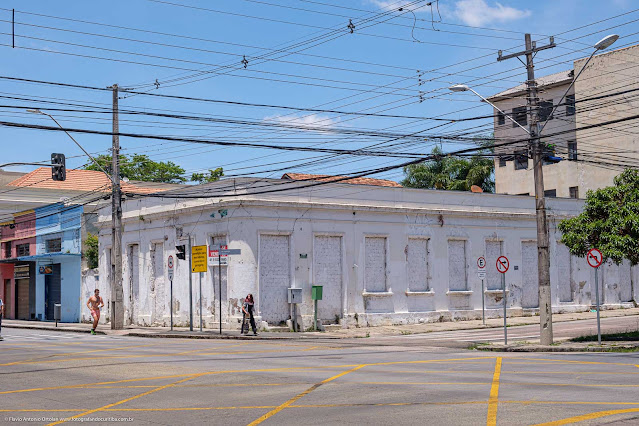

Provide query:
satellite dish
left=470, top=185, right=484, bottom=193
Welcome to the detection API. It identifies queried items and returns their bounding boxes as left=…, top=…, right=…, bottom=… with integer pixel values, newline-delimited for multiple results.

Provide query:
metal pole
left=595, top=266, right=601, bottom=345
left=170, top=279, right=173, bottom=331
left=481, top=279, right=485, bottom=325
left=314, top=299, right=318, bottom=331
left=188, top=236, right=193, bottom=332
left=502, top=273, right=507, bottom=345
left=111, top=83, right=124, bottom=330
left=199, top=272, right=203, bottom=332
left=218, top=253, right=222, bottom=334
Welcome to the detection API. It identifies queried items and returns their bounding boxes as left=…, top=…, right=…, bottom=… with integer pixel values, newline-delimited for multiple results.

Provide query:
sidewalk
left=3, top=307, right=639, bottom=340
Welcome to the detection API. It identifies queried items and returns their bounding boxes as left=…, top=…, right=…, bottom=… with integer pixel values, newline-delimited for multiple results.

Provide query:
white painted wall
left=93, top=180, right=637, bottom=328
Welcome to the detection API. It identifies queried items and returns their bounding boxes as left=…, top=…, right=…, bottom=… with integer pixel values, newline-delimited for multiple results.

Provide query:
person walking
left=0, top=296, right=4, bottom=341
left=241, top=294, right=258, bottom=336
left=86, top=289, right=104, bottom=335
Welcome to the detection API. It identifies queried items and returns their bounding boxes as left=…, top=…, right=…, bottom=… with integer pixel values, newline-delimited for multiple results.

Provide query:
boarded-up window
left=365, top=237, right=387, bottom=292
left=485, top=241, right=503, bottom=290
left=448, top=240, right=467, bottom=291
left=151, top=242, right=163, bottom=280
left=407, top=238, right=429, bottom=291
left=521, top=241, right=539, bottom=308
left=314, top=235, right=343, bottom=321
left=259, top=235, right=290, bottom=323
left=128, top=244, right=140, bottom=324
left=211, top=235, right=228, bottom=319
left=556, top=243, right=573, bottom=302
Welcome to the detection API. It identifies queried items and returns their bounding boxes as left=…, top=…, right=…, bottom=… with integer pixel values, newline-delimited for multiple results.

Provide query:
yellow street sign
left=191, top=245, right=208, bottom=273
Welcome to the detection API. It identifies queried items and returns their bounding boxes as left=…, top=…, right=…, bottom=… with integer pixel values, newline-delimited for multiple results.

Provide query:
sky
left=0, top=0, right=636, bottom=184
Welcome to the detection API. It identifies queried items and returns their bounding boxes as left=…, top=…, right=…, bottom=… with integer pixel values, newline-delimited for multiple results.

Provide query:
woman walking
left=241, top=294, right=258, bottom=336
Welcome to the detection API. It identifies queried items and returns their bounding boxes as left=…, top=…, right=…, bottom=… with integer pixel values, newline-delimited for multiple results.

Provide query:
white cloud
left=263, top=114, right=337, bottom=133
left=368, top=0, right=414, bottom=12
left=453, top=0, right=530, bottom=27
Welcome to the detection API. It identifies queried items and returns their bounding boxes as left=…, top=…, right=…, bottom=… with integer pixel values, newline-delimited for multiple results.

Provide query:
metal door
left=16, top=278, right=29, bottom=320
left=44, top=264, right=61, bottom=320
left=259, top=235, right=290, bottom=324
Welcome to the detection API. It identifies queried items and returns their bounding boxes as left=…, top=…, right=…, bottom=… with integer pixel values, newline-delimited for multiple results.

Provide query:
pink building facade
left=0, top=210, right=36, bottom=320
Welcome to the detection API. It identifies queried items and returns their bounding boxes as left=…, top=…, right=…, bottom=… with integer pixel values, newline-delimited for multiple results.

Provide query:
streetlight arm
left=466, top=87, right=531, bottom=135
left=537, top=49, right=597, bottom=135
left=39, top=112, right=115, bottom=185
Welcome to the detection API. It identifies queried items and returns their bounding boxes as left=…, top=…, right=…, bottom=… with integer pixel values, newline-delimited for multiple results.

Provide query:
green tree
left=191, top=167, right=224, bottom=184
left=84, top=233, right=99, bottom=269
left=558, top=169, right=639, bottom=265
left=84, top=154, right=187, bottom=183
left=401, top=146, right=494, bottom=192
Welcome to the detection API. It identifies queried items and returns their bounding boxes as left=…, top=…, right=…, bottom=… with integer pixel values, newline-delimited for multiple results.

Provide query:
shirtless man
left=87, top=289, right=104, bottom=335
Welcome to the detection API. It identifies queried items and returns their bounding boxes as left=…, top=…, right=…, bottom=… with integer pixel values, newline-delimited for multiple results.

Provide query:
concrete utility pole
left=110, top=83, right=124, bottom=330
left=498, top=34, right=556, bottom=345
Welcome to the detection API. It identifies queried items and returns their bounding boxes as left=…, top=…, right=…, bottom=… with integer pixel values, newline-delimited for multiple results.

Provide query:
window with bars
left=514, top=150, right=528, bottom=170
left=566, top=94, right=576, bottom=116
left=497, top=111, right=505, bottom=125
left=512, top=106, right=527, bottom=127
left=569, top=186, right=579, bottom=199
left=568, top=141, right=577, bottom=160
left=3, top=241, right=11, bottom=258
left=46, top=238, right=62, bottom=253
left=16, top=243, right=30, bottom=257
left=538, top=100, right=554, bottom=122
left=544, top=189, right=557, bottom=198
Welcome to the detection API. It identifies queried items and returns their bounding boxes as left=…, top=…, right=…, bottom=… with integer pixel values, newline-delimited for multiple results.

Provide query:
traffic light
left=176, top=245, right=186, bottom=260
left=51, top=153, right=66, bottom=181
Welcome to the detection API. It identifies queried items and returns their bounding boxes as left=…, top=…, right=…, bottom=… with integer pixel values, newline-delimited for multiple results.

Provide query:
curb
left=126, top=332, right=343, bottom=340
left=475, top=344, right=639, bottom=352
left=3, top=324, right=106, bottom=335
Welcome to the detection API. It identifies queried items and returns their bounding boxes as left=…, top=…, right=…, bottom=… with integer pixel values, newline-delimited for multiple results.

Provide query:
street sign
left=167, top=255, right=174, bottom=280
left=220, top=249, right=241, bottom=255
left=587, top=248, right=603, bottom=268
left=208, top=245, right=228, bottom=266
left=191, top=245, right=208, bottom=273
left=496, top=256, right=509, bottom=274
left=477, top=257, right=486, bottom=269
left=477, top=270, right=486, bottom=279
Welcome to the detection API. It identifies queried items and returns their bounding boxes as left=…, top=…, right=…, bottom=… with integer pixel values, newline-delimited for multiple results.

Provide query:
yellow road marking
left=0, top=344, right=159, bottom=366
left=353, top=382, right=490, bottom=385
left=46, top=373, right=205, bottom=425
left=501, top=401, right=639, bottom=406
left=486, top=357, right=502, bottom=426
left=532, top=408, right=639, bottom=425
left=247, top=365, right=366, bottom=426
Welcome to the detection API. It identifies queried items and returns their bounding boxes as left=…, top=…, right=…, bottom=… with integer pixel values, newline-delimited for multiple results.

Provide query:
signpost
left=191, top=245, right=207, bottom=332
left=210, top=245, right=242, bottom=334
left=167, top=255, right=174, bottom=331
left=477, top=257, right=487, bottom=324
left=587, top=248, right=604, bottom=344
left=496, top=255, right=509, bottom=344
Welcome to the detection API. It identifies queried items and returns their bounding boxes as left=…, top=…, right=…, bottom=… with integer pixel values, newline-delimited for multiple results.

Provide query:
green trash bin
left=311, top=285, right=323, bottom=301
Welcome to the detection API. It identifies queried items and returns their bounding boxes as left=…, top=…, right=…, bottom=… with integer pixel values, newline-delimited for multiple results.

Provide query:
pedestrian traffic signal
left=51, top=153, right=66, bottom=181
left=176, top=245, right=186, bottom=260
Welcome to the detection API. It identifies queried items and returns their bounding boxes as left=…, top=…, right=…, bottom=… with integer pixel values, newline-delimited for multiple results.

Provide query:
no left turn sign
left=496, top=256, right=509, bottom=274
left=587, top=248, right=603, bottom=268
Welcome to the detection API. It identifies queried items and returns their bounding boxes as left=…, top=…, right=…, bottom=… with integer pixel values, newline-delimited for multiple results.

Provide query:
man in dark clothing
left=241, top=294, right=258, bottom=336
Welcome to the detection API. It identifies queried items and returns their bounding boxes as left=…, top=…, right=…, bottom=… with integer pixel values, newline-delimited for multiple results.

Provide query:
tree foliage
left=400, top=146, right=495, bottom=192
left=191, top=167, right=224, bottom=184
left=84, top=233, right=99, bottom=269
left=84, top=154, right=187, bottom=183
left=558, top=169, right=639, bottom=265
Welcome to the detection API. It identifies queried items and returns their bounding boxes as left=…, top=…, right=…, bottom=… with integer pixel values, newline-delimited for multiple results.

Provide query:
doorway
left=44, top=264, right=61, bottom=320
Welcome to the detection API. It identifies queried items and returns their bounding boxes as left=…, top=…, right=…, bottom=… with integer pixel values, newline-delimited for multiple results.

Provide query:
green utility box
left=311, top=285, right=323, bottom=301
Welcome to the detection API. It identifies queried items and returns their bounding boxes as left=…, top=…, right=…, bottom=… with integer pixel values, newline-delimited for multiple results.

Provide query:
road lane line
left=532, top=408, right=639, bottom=425
left=46, top=373, right=205, bottom=426
left=486, top=357, right=502, bottom=426
left=247, top=365, right=365, bottom=426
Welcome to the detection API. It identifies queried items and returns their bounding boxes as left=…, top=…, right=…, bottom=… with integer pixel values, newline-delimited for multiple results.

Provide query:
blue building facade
left=20, top=204, right=84, bottom=322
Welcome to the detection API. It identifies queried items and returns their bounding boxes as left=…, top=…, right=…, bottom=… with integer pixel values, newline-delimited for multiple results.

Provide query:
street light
left=27, top=108, right=114, bottom=184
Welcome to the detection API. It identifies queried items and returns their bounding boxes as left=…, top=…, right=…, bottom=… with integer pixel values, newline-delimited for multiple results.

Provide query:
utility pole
left=110, top=83, right=124, bottom=330
left=498, top=34, right=556, bottom=345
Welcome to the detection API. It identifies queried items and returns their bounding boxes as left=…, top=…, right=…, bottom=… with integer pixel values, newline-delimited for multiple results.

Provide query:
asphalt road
left=1, top=327, right=639, bottom=426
